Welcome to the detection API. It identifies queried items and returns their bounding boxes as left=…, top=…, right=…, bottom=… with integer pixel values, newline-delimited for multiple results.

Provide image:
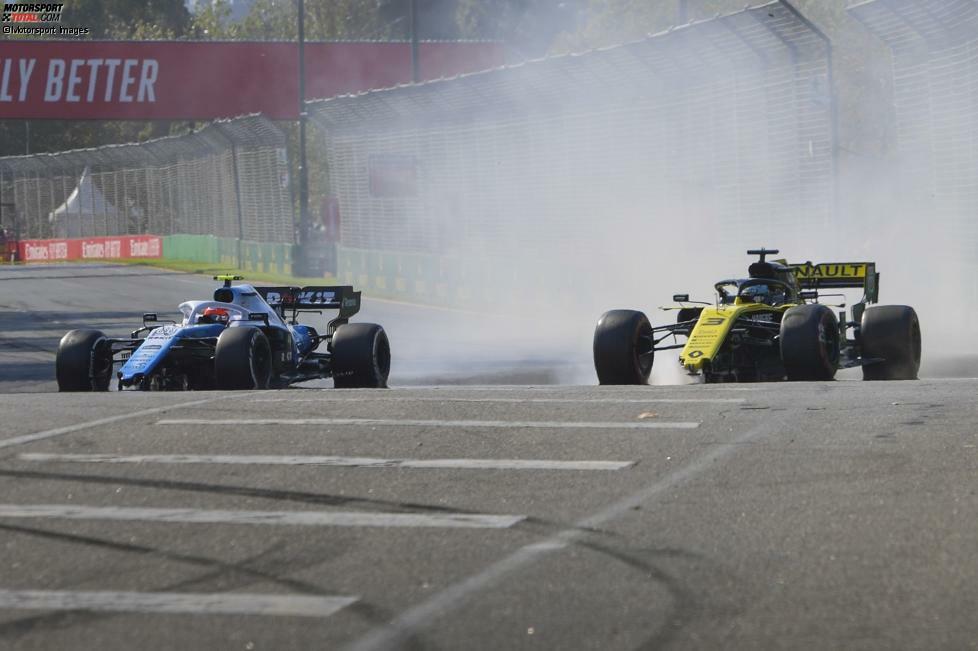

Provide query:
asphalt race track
left=0, top=264, right=976, bottom=650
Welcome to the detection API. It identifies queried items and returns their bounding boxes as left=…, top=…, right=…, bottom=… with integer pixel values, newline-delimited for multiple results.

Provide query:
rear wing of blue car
left=256, top=286, right=362, bottom=318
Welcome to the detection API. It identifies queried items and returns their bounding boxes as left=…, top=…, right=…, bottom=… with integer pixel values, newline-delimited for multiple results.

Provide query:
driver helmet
left=742, top=284, right=770, bottom=303
left=201, top=306, right=230, bottom=325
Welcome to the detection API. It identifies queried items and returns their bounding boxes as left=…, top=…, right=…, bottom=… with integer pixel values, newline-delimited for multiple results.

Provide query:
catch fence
left=308, top=0, right=836, bottom=302
left=850, top=0, right=978, bottom=260
left=0, top=114, right=294, bottom=246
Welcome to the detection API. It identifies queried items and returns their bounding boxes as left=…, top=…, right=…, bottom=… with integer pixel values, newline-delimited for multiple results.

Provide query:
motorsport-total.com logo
left=2, top=3, right=90, bottom=36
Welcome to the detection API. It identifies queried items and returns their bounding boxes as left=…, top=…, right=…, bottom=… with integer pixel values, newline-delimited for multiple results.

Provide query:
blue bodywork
left=118, top=323, right=226, bottom=387
left=118, top=283, right=310, bottom=389
left=291, top=324, right=318, bottom=357
left=109, top=280, right=359, bottom=390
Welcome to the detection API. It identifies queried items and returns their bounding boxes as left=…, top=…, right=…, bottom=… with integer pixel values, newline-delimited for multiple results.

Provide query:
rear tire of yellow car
left=861, top=306, right=921, bottom=380
left=593, top=309, right=654, bottom=385
left=780, top=304, right=840, bottom=381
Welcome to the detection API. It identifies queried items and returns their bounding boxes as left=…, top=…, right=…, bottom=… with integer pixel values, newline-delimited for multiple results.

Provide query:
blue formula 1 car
left=55, top=275, right=391, bottom=391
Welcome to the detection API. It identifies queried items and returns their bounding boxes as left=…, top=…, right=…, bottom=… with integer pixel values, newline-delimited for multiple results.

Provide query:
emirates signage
left=17, top=235, right=162, bottom=261
left=0, top=41, right=503, bottom=120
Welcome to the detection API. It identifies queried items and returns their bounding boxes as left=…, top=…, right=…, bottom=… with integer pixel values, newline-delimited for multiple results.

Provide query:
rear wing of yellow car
left=789, top=262, right=879, bottom=304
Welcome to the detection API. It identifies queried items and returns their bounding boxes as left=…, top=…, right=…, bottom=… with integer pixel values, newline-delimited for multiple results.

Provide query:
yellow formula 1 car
left=593, top=249, right=921, bottom=384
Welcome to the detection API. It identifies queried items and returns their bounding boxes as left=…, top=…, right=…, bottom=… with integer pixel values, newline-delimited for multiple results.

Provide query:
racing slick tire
left=56, top=329, right=113, bottom=392
left=860, top=305, right=921, bottom=381
left=331, top=323, right=391, bottom=389
left=593, top=309, right=654, bottom=385
left=214, top=327, right=272, bottom=390
left=780, top=304, right=840, bottom=381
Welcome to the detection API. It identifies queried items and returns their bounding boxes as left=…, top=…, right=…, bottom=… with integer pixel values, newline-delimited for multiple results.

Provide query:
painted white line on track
left=0, top=396, right=247, bottom=451
left=20, top=453, right=636, bottom=471
left=0, top=504, right=524, bottom=529
left=328, top=385, right=759, bottom=392
left=343, top=417, right=782, bottom=651
left=156, top=418, right=700, bottom=429
left=0, top=590, right=357, bottom=618
left=251, top=397, right=745, bottom=404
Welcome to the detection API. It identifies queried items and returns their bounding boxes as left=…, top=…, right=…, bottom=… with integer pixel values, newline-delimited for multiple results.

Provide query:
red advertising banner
left=17, top=235, right=162, bottom=262
left=0, top=41, right=504, bottom=120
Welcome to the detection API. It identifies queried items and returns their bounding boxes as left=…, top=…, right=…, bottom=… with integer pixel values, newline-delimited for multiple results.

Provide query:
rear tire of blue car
left=780, top=304, right=840, bottom=381
left=56, top=329, right=112, bottom=392
left=593, top=309, right=654, bottom=385
left=861, top=306, right=920, bottom=380
left=332, top=323, right=390, bottom=388
left=215, top=327, right=272, bottom=390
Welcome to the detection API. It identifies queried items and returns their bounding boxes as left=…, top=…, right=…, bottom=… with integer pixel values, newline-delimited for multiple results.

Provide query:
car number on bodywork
left=147, top=325, right=179, bottom=340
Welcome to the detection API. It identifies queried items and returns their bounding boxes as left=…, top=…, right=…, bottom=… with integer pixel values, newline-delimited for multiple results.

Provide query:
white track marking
left=0, top=505, right=524, bottom=529
left=19, top=453, right=635, bottom=471
left=156, top=418, right=699, bottom=429
left=0, top=590, right=357, bottom=618
left=338, top=385, right=760, bottom=392
left=0, top=396, right=243, bottom=451
left=251, top=397, right=744, bottom=404
left=343, top=418, right=780, bottom=651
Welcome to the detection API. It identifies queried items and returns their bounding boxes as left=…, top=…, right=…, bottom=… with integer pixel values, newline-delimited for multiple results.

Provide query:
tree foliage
left=455, top=0, right=580, bottom=57
left=61, top=0, right=192, bottom=40
left=195, top=0, right=578, bottom=52
left=553, top=0, right=750, bottom=53
left=193, top=0, right=413, bottom=41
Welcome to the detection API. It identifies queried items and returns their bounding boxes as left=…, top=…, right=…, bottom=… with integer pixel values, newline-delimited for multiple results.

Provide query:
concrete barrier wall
left=17, top=235, right=163, bottom=262
left=162, top=234, right=293, bottom=275
left=9, top=233, right=292, bottom=276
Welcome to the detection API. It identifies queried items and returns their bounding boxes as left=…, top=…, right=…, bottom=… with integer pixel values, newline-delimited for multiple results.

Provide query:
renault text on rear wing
left=789, top=262, right=879, bottom=303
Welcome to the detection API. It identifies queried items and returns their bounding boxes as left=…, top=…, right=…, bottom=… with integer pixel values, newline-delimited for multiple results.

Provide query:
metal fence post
left=781, top=0, right=840, bottom=227
left=213, top=122, right=248, bottom=269
left=230, top=142, right=245, bottom=268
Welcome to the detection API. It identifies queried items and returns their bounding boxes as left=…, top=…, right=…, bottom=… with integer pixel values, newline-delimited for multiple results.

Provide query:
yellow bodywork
left=679, top=300, right=794, bottom=372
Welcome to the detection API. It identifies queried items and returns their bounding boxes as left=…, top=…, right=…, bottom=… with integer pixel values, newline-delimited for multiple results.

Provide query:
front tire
left=780, top=304, right=840, bottom=381
left=331, top=323, right=391, bottom=388
left=861, top=306, right=921, bottom=380
left=56, top=329, right=113, bottom=392
left=214, top=327, right=272, bottom=390
left=593, top=310, right=654, bottom=385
